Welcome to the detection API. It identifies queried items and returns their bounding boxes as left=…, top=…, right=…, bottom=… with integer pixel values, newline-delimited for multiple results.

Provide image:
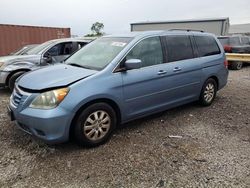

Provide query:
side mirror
left=43, top=52, right=52, bottom=64
left=125, top=59, right=142, bottom=70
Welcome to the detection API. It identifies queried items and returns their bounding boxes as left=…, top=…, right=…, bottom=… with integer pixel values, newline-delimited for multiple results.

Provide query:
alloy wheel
left=204, top=83, right=215, bottom=103
left=83, top=110, right=111, bottom=141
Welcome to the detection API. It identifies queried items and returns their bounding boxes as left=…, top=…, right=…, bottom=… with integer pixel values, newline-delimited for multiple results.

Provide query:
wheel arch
left=208, top=75, right=219, bottom=89
left=69, top=98, right=122, bottom=139
left=5, top=68, right=31, bottom=86
left=200, top=75, right=219, bottom=97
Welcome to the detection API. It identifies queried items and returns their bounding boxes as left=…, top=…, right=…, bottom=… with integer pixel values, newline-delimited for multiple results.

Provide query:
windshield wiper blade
left=68, top=63, right=91, bottom=69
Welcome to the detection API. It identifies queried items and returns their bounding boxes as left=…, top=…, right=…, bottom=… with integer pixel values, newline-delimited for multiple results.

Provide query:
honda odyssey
left=8, top=30, right=228, bottom=147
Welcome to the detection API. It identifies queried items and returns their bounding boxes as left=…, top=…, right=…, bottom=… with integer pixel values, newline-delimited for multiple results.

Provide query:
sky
left=0, top=0, right=250, bottom=36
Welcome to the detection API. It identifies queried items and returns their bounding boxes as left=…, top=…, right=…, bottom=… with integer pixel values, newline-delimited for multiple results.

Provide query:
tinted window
left=165, top=35, right=194, bottom=62
left=195, top=36, right=221, bottom=57
left=126, top=37, right=163, bottom=67
left=47, top=42, right=73, bottom=56
left=47, top=44, right=61, bottom=56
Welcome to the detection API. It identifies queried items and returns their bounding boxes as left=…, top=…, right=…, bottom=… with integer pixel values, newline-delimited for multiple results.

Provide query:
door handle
left=173, top=67, right=182, bottom=72
left=157, top=70, right=167, bottom=75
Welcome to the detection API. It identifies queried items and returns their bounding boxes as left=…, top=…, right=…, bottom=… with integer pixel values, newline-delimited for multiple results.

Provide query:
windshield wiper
left=68, top=63, right=92, bottom=69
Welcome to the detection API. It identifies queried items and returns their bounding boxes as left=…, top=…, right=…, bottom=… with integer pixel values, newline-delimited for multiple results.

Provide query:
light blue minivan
left=8, top=31, right=228, bottom=147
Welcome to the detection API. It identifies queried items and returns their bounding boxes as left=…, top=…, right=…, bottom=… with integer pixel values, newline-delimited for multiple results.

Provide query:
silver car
left=9, top=44, right=38, bottom=56
left=0, top=38, right=91, bottom=91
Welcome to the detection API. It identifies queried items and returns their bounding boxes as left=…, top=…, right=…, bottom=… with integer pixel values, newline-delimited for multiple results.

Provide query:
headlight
left=29, top=87, right=69, bottom=109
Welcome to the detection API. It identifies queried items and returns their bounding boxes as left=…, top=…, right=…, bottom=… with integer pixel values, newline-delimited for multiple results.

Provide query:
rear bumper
left=9, top=102, right=74, bottom=144
left=0, top=70, right=10, bottom=86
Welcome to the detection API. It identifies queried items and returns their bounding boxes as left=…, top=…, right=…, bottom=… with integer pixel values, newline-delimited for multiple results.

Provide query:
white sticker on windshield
left=111, top=42, right=127, bottom=47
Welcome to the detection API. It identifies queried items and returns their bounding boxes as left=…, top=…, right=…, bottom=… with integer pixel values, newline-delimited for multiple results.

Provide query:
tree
left=90, top=22, right=104, bottom=36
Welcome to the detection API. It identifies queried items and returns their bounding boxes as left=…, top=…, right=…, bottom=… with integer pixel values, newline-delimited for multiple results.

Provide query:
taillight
left=224, top=45, right=232, bottom=53
left=224, top=60, right=228, bottom=69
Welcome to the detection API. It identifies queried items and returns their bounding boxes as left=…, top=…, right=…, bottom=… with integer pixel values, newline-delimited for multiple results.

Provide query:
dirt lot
left=0, top=66, right=250, bottom=188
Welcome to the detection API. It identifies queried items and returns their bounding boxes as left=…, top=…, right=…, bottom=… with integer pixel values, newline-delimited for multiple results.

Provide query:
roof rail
left=169, top=29, right=204, bottom=33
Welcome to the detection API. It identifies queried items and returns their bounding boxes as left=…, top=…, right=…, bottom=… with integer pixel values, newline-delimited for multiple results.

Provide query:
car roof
left=217, top=35, right=248, bottom=39
left=103, top=30, right=215, bottom=39
left=48, top=38, right=93, bottom=44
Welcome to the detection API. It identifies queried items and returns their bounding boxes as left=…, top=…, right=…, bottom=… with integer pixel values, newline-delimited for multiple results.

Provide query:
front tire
left=199, top=78, right=217, bottom=106
left=74, top=103, right=117, bottom=147
left=8, top=71, right=26, bottom=91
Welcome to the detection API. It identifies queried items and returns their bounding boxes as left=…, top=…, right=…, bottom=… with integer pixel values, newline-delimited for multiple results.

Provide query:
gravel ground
left=0, top=66, right=250, bottom=188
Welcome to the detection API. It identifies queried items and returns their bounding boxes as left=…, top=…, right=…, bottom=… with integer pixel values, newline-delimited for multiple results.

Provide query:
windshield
left=65, top=37, right=132, bottom=70
left=11, top=46, right=27, bottom=55
left=13, top=44, right=37, bottom=55
left=26, top=40, right=56, bottom=55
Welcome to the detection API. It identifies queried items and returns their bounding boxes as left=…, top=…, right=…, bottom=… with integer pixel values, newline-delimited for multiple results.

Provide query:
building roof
left=131, top=17, right=229, bottom=25
left=229, top=23, right=250, bottom=34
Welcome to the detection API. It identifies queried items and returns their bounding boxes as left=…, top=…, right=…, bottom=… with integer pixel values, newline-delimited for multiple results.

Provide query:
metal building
left=0, top=24, right=71, bottom=56
left=131, top=18, right=229, bottom=36
left=229, top=23, right=250, bottom=35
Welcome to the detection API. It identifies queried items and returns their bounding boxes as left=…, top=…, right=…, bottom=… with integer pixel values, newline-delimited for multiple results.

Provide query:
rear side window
left=165, top=35, right=194, bottom=62
left=195, top=36, right=221, bottom=57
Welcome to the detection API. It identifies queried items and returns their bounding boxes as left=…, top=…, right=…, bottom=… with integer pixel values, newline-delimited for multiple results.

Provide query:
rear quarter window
left=195, top=36, right=221, bottom=57
left=165, top=35, right=194, bottom=62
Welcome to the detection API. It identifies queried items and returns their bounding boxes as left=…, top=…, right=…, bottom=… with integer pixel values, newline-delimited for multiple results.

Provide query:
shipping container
left=0, top=24, right=71, bottom=56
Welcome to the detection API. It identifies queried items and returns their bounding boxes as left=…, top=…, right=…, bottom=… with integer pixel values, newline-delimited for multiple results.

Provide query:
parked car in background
left=0, top=38, right=92, bottom=90
left=218, top=35, right=250, bottom=70
left=8, top=31, right=228, bottom=147
left=9, top=44, right=38, bottom=56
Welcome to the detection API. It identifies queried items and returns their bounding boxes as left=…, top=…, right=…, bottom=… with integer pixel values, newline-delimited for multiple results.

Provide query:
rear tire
left=73, top=103, right=117, bottom=147
left=199, top=78, right=217, bottom=106
left=8, top=71, right=26, bottom=91
left=230, top=61, right=243, bottom=70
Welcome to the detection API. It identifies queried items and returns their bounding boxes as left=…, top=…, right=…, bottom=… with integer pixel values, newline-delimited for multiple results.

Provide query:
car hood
left=0, top=55, right=40, bottom=64
left=18, top=64, right=98, bottom=91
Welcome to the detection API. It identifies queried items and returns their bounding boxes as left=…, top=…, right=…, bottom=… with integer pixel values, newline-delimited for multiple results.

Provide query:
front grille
left=11, top=85, right=30, bottom=107
left=12, top=90, right=23, bottom=106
